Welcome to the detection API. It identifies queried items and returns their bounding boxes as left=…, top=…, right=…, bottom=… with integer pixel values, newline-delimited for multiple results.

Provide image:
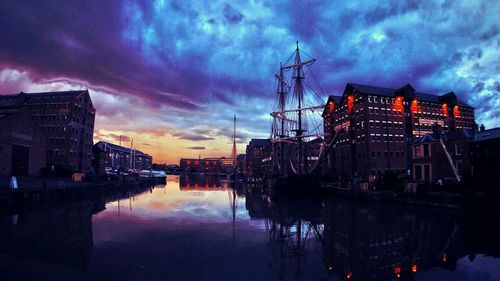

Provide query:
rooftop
left=474, top=127, right=500, bottom=142
left=347, top=83, right=472, bottom=107
left=248, top=138, right=271, bottom=147
left=0, top=90, right=87, bottom=100
left=414, top=134, right=438, bottom=143
left=322, top=95, right=342, bottom=116
left=95, top=141, right=151, bottom=157
left=414, top=129, right=475, bottom=144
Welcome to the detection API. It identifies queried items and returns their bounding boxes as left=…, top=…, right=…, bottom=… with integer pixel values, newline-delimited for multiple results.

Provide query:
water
left=1, top=175, right=499, bottom=281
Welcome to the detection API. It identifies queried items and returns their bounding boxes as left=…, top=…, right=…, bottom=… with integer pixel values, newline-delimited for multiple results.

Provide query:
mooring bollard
left=10, top=176, right=18, bottom=189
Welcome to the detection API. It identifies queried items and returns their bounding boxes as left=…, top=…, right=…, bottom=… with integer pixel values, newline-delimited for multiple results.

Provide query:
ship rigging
left=270, top=42, right=340, bottom=181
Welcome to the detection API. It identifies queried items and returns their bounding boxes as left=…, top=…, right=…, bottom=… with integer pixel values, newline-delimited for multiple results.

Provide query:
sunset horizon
left=1, top=1, right=498, bottom=164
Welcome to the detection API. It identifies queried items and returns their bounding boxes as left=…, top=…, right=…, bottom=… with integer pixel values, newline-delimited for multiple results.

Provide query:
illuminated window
left=453, top=105, right=460, bottom=118
left=442, top=103, right=448, bottom=117
left=328, top=101, right=335, bottom=113
left=411, top=99, right=419, bottom=113
left=393, top=96, right=403, bottom=111
left=347, top=95, right=355, bottom=113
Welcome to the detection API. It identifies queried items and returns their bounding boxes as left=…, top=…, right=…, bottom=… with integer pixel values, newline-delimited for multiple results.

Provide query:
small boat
left=138, top=170, right=167, bottom=178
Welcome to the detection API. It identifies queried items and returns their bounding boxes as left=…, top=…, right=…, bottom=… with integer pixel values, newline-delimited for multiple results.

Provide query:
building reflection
left=0, top=187, right=152, bottom=269
left=179, top=175, right=247, bottom=197
left=0, top=201, right=98, bottom=269
left=179, top=175, right=227, bottom=190
left=320, top=202, right=458, bottom=280
left=245, top=189, right=500, bottom=281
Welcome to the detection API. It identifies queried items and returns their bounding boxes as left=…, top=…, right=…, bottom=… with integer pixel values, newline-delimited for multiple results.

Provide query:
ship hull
left=266, top=174, right=322, bottom=196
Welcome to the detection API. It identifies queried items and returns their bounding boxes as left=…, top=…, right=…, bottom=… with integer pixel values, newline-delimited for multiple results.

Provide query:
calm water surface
left=1, top=175, right=499, bottom=281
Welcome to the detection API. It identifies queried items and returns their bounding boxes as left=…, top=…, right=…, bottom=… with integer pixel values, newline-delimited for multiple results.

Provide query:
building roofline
left=344, top=82, right=473, bottom=108
left=95, top=140, right=151, bottom=156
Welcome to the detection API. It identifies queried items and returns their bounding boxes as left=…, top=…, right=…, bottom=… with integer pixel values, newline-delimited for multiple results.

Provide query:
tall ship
left=267, top=42, right=340, bottom=193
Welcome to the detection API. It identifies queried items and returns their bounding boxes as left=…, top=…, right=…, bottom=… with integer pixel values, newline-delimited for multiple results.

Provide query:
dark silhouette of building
left=0, top=107, right=46, bottom=176
left=245, top=138, right=272, bottom=178
left=322, top=83, right=475, bottom=181
left=472, top=126, right=500, bottom=201
left=93, top=141, right=152, bottom=172
left=0, top=90, right=95, bottom=174
left=236, top=154, right=246, bottom=173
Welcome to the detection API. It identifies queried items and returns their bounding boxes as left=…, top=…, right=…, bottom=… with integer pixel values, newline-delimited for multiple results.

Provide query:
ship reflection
left=245, top=188, right=500, bottom=281
left=0, top=183, right=498, bottom=280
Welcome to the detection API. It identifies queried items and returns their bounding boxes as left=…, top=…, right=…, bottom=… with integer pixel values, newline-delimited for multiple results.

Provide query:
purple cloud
left=0, top=0, right=498, bottom=138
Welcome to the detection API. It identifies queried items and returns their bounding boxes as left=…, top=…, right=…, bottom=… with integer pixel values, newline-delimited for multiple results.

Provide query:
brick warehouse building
left=322, top=83, right=475, bottom=180
left=0, top=107, right=47, bottom=176
left=0, top=90, right=95, bottom=174
left=179, top=158, right=222, bottom=174
left=93, top=141, right=153, bottom=174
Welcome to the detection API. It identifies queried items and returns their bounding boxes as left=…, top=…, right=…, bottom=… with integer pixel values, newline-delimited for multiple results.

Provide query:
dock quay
left=0, top=176, right=165, bottom=211
left=320, top=182, right=473, bottom=210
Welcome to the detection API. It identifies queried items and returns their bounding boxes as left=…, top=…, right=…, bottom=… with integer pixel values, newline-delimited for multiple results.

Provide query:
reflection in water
left=246, top=188, right=500, bottom=281
left=179, top=174, right=228, bottom=190
left=0, top=176, right=498, bottom=281
left=0, top=201, right=96, bottom=269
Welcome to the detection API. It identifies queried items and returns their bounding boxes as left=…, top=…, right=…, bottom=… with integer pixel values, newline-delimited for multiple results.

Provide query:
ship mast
left=231, top=114, right=237, bottom=172
left=272, top=42, right=318, bottom=176
left=293, top=41, right=305, bottom=174
left=278, top=62, right=286, bottom=171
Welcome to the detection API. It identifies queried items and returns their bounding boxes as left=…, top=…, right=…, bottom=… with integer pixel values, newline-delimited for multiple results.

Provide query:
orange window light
left=453, top=105, right=460, bottom=118
left=394, top=96, right=404, bottom=111
left=347, top=95, right=354, bottom=113
left=329, top=101, right=335, bottom=113
left=442, top=103, right=448, bottom=117
left=411, top=99, right=419, bottom=113
left=394, top=265, right=401, bottom=278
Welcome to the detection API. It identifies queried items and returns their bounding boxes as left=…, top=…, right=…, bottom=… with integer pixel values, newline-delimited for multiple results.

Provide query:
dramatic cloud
left=0, top=0, right=499, bottom=163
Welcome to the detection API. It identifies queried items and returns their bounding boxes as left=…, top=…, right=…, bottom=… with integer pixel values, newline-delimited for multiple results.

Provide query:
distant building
left=93, top=141, right=152, bottom=172
left=179, top=158, right=221, bottom=174
left=245, top=138, right=272, bottom=178
left=178, top=156, right=241, bottom=174
left=322, top=83, right=476, bottom=181
left=0, top=107, right=46, bottom=176
left=236, top=154, right=246, bottom=173
left=150, top=163, right=180, bottom=174
left=218, top=157, right=235, bottom=173
left=0, top=90, right=95, bottom=174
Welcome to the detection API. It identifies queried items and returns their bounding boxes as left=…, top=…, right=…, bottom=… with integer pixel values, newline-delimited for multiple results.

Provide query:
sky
left=0, top=0, right=499, bottom=164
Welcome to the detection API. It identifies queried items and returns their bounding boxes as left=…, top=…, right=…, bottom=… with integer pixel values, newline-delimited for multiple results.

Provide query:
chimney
left=480, top=124, right=485, bottom=132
